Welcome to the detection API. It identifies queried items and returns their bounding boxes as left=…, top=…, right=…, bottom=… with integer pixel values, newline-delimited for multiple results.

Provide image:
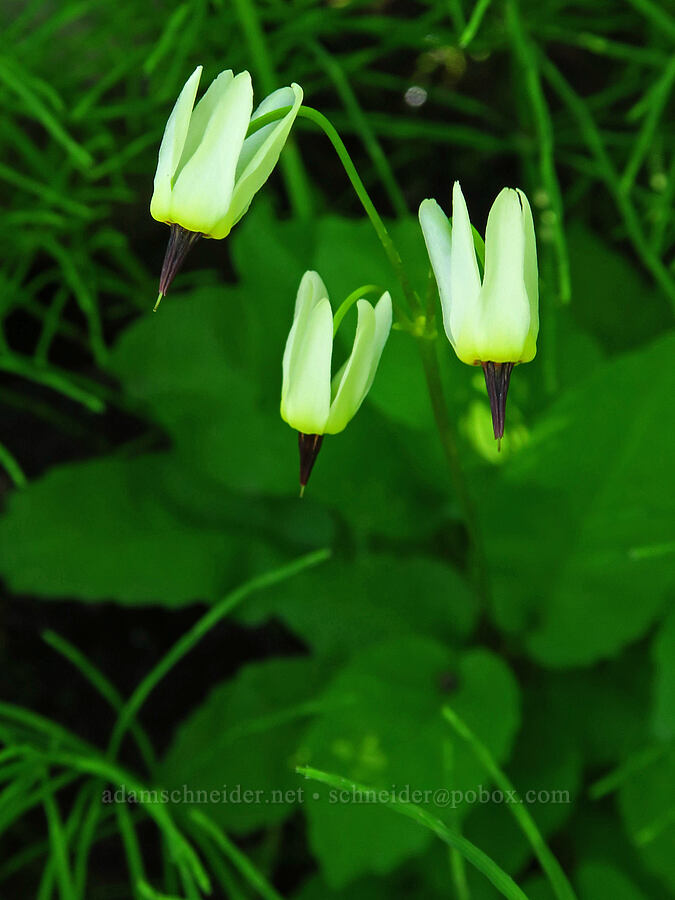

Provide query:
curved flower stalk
left=419, top=181, right=539, bottom=443
left=150, top=66, right=303, bottom=304
left=281, top=271, right=392, bottom=493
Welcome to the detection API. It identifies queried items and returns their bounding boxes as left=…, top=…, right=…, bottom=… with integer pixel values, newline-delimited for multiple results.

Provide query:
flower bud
left=280, top=272, right=392, bottom=491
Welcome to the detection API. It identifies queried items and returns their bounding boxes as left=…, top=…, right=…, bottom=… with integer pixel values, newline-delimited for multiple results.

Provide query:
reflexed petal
left=280, top=297, right=333, bottom=434
left=174, top=69, right=234, bottom=178
left=169, top=71, right=253, bottom=236
left=364, top=290, right=392, bottom=394
left=225, top=83, right=304, bottom=232
left=449, top=181, right=482, bottom=359
left=478, top=187, right=531, bottom=362
left=517, top=188, right=539, bottom=362
left=282, top=270, right=329, bottom=395
left=150, top=66, right=202, bottom=223
left=419, top=198, right=452, bottom=337
left=325, top=299, right=377, bottom=434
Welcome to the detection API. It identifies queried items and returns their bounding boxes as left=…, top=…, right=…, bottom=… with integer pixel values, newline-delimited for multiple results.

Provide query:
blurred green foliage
left=0, top=0, right=674, bottom=897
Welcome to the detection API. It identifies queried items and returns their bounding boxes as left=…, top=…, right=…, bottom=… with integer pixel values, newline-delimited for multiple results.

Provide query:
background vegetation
left=0, top=0, right=673, bottom=897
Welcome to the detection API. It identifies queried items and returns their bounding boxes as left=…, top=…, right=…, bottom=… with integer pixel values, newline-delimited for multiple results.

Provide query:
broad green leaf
left=479, top=332, right=675, bottom=666
left=159, top=657, right=326, bottom=833
left=0, top=453, right=332, bottom=604
left=0, top=455, right=248, bottom=604
left=619, top=745, right=675, bottom=893
left=238, top=554, right=479, bottom=659
left=567, top=223, right=671, bottom=354
left=109, top=286, right=296, bottom=496
left=576, top=862, right=648, bottom=900
left=300, top=637, right=520, bottom=887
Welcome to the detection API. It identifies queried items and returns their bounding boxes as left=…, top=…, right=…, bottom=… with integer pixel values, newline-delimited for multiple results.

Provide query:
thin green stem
left=245, top=105, right=417, bottom=320
left=117, top=802, right=146, bottom=900
left=107, top=548, right=330, bottom=758
left=620, top=56, right=675, bottom=195
left=541, top=57, right=675, bottom=308
left=443, top=706, right=577, bottom=900
left=459, top=0, right=494, bottom=47
left=41, top=630, right=156, bottom=775
left=507, top=0, right=571, bottom=305
left=230, top=0, right=313, bottom=220
left=73, top=550, right=329, bottom=896
left=0, top=441, right=26, bottom=488
left=333, top=284, right=383, bottom=336
left=0, top=356, right=105, bottom=413
left=189, top=811, right=285, bottom=900
left=417, top=338, right=489, bottom=607
left=31, top=748, right=211, bottom=895
left=309, top=40, right=408, bottom=218
left=297, top=105, right=420, bottom=322
left=249, top=104, right=487, bottom=602
left=625, top=0, right=675, bottom=40
left=589, top=743, right=668, bottom=800
left=297, top=766, right=528, bottom=900
left=443, top=739, right=471, bottom=900
left=41, top=775, right=76, bottom=900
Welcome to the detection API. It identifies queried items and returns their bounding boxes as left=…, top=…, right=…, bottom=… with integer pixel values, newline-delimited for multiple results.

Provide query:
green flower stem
left=309, top=40, right=409, bottom=218
left=302, top=105, right=490, bottom=603
left=297, top=105, right=420, bottom=323
left=230, top=0, right=313, bottom=221
left=246, top=105, right=418, bottom=324
left=248, top=104, right=486, bottom=602
left=443, top=706, right=578, bottom=900
left=333, top=284, right=383, bottom=336
left=417, top=338, right=490, bottom=608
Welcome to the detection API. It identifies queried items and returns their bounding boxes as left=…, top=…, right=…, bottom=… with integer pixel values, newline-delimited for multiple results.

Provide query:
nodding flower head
left=280, top=271, right=392, bottom=492
left=151, top=66, right=302, bottom=302
left=419, top=181, right=539, bottom=441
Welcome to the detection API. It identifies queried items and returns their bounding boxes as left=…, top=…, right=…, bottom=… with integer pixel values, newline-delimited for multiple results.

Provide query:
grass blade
left=296, top=766, right=529, bottom=900
left=443, top=706, right=577, bottom=900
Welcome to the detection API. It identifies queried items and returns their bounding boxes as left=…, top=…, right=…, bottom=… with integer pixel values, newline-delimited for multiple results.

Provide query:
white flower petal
left=225, top=83, right=304, bottom=233
left=174, top=69, right=233, bottom=178
left=325, top=299, right=377, bottom=434
left=364, top=290, right=392, bottom=395
left=169, top=71, right=253, bottom=236
left=150, top=66, right=202, bottom=223
left=478, top=187, right=531, bottom=362
left=517, top=188, right=539, bottom=362
left=280, top=297, right=333, bottom=434
left=282, top=270, right=329, bottom=395
left=449, top=181, right=482, bottom=361
left=419, top=198, right=452, bottom=335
